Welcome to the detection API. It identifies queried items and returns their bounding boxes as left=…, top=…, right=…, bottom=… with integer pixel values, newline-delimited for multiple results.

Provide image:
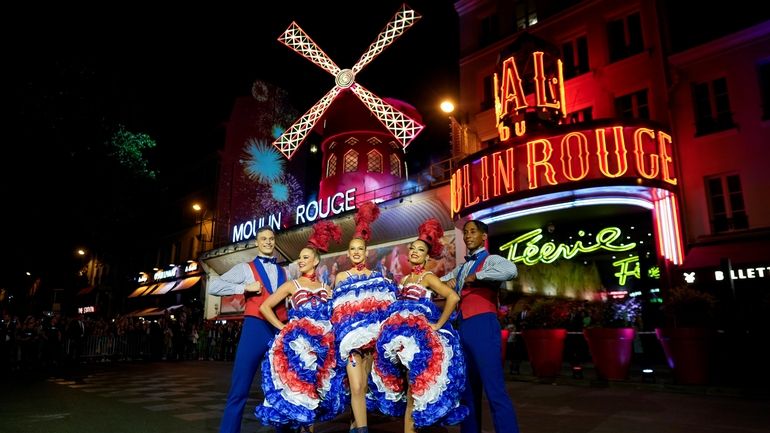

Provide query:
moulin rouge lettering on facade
left=232, top=188, right=357, bottom=242
left=450, top=125, right=678, bottom=214
left=451, top=51, right=678, bottom=216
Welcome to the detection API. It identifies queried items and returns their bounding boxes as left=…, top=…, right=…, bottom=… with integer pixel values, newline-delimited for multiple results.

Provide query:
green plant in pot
left=521, top=298, right=572, bottom=330
left=656, top=286, right=718, bottom=385
left=585, top=296, right=642, bottom=328
left=520, top=298, right=572, bottom=377
left=661, top=285, right=717, bottom=328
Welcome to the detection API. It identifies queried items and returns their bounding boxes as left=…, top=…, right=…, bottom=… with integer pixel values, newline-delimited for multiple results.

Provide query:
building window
left=607, top=12, right=643, bottom=63
left=561, top=36, right=589, bottom=79
left=390, top=154, right=401, bottom=177
left=343, top=150, right=358, bottom=173
left=514, top=0, right=538, bottom=31
left=706, top=174, right=748, bottom=233
left=326, top=154, right=337, bottom=178
left=567, top=107, right=593, bottom=124
left=759, top=62, right=770, bottom=120
left=692, top=77, right=734, bottom=136
left=479, top=13, right=499, bottom=47
left=481, top=74, right=495, bottom=111
left=367, top=150, right=383, bottom=173
left=615, top=89, right=649, bottom=119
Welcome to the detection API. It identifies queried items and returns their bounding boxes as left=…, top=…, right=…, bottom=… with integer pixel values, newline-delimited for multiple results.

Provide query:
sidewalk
left=505, top=358, right=770, bottom=400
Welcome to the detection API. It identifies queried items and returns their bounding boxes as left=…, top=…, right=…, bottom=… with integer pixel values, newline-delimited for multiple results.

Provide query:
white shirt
left=208, top=257, right=298, bottom=296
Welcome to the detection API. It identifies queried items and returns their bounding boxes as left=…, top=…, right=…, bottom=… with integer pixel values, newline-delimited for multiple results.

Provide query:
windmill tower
left=273, top=4, right=424, bottom=203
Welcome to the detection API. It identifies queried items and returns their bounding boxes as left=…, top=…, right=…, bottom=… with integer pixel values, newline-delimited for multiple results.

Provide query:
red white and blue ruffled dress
left=331, top=271, right=398, bottom=366
left=369, top=272, right=469, bottom=427
left=254, top=282, right=345, bottom=428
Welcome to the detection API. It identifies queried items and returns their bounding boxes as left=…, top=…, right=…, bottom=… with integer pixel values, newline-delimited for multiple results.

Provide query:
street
left=2, top=360, right=769, bottom=433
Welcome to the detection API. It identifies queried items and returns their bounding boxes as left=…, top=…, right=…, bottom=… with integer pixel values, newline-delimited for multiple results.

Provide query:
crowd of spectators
left=0, top=306, right=243, bottom=378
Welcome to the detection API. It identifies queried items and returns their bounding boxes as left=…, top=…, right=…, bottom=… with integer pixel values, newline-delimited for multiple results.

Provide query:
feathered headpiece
left=353, top=201, right=381, bottom=242
left=416, top=218, right=444, bottom=259
left=307, top=220, right=342, bottom=253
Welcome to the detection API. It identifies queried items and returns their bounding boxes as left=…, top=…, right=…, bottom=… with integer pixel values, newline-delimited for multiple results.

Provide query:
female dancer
left=331, top=201, right=397, bottom=433
left=255, top=221, right=345, bottom=430
left=370, top=218, right=468, bottom=433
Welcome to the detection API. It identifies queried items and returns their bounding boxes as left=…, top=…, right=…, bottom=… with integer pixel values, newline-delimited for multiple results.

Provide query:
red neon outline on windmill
left=272, top=3, right=424, bottom=160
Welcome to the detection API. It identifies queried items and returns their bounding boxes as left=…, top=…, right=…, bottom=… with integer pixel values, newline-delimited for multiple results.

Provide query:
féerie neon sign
left=499, top=226, right=636, bottom=266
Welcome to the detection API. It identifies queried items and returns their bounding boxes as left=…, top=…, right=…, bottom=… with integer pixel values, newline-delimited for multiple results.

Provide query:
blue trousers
left=459, top=313, right=520, bottom=433
left=220, top=316, right=279, bottom=433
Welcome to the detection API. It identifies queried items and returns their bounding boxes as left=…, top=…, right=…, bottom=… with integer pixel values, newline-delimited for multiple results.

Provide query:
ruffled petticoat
left=254, top=303, right=345, bottom=428
left=369, top=299, right=469, bottom=427
left=331, top=272, right=398, bottom=364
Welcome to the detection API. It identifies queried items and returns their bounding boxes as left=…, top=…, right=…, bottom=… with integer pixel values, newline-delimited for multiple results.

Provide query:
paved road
left=2, top=361, right=769, bottom=433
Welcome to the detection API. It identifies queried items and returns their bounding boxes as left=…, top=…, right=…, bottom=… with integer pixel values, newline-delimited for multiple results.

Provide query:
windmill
left=272, top=3, right=424, bottom=160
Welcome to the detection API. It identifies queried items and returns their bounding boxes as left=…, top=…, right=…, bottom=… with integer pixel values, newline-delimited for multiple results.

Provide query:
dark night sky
left=3, top=1, right=459, bottom=289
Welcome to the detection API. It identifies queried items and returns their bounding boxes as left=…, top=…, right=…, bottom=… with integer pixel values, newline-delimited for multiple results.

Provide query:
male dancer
left=441, top=220, right=520, bottom=433
left=208, top=226, right=295, bottom=433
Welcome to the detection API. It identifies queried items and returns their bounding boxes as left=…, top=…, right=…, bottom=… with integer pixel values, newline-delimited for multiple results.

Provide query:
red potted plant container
left=520, top=298, right=571, bottom=377
left=655, top=286, right=717, bottom=385
left=583, top=296, right=641, bottom=381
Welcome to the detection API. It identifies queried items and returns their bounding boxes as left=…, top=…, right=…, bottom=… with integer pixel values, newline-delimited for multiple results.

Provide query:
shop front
left=126, top=261, right=204, bottom=318
left=448, top=49, right=684, bottom=322
left=200, top=186, right=455, bottom=320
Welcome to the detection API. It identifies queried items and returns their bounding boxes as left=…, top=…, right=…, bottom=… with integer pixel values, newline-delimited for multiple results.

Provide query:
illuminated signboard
left=231, top=187, right=357, bottom=242
left=500, top=226, right=636, bottom=265
left=494, top=51, right=567, bottom=140
left=715, top=266, right=770, bottom=281
left=451, top=124, right=677, bottom=216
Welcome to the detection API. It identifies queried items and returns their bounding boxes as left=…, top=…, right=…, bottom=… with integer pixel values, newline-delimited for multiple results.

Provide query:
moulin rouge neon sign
left=450, top=125, right=678, bottom=215
left=451, top=51, right=679, bottom=216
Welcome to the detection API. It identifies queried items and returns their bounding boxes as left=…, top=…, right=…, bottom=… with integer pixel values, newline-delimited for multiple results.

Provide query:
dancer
left=370, top=218, right=468, bottom=433
left=441, top=220, right=520, bottom=433
left=208, top=226, right=295, bottom=433
left=255, top=221, right=345, bottom=430
left=332, top=201, right=397, bottom=433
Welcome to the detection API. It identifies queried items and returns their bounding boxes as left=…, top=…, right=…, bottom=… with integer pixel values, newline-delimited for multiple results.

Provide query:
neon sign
left=450, top=125, right=677, bottom=216
left=499, top=226, right=636, bottom=266
left=232, top=188, right=357, bottom=242
left=613, top=256, right=640, bottom=286
left=715, top=266, right=770, bottom=281
left=494, top=51, right=567, bottom=139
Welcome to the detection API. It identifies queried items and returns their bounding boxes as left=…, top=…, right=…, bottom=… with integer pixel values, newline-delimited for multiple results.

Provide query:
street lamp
left=439, top=99, right=477, bottom=157
left=192, top=203, right=212, bottom=254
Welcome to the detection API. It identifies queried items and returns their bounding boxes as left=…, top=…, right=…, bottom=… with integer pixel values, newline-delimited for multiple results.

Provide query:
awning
left=682, top=237, right=770, bottom=269
left=76, top=286, right=95, bottom=296
left=201, top=186, right=452, bottom=276
left=171, top=275, right=201, bottom=292
left=128, top=307, right=165, bottom=317
left=128, top=285, right=151, bottom=298
left=151, top=281, right=178, bottom=295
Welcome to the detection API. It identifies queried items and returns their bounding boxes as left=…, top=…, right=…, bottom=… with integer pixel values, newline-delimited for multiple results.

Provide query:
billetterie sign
left=231, top=188, right=357, bottom=242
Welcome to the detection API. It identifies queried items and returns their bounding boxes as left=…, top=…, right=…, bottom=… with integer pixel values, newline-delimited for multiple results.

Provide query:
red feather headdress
left=416, top=218, right=444, bottom=259
left=353, top=201, right=381, bottom=242
left=307, top=220, right=342, bottom=253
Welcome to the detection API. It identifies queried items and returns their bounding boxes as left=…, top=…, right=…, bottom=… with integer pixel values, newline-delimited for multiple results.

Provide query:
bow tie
left=465, top=253, right=479, bottom=262
left=258, top=256, right=276, bottom=264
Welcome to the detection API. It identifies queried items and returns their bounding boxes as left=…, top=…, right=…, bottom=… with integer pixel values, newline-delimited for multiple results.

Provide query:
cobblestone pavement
left=2, top=360, right=769, bottom=433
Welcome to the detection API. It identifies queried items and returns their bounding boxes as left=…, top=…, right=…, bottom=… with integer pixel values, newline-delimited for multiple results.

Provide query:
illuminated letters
left=613, top=256, right=640, bottom=286
left=451, top=125, right=679, bottom=215
left=499, top=226, right=637, bottom=266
